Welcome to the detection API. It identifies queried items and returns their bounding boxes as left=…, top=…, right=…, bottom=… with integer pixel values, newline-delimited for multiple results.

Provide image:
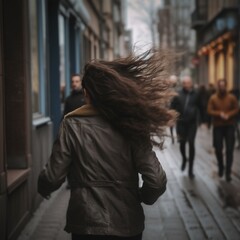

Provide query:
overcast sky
left=126, top=0, right=162, bottom=53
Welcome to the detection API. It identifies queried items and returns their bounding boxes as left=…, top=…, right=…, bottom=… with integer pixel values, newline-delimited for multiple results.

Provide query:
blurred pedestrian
left=63, top=73, right=85, bottom=116
left=230, top=88, right=240, bottom=148
left=171, top=76, right=200, bottom=179
left=206, top=83, right=216, bottom=129
left=198, top=84, right=209, bottom=126
left=38, top=49, right=176, bottom=240
left=207, top=79, right=239, bottom=182
left=169, top=75, right=178, bottom=144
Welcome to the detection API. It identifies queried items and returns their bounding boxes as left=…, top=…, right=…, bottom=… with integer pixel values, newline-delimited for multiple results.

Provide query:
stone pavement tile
left=56, top=229, right=71, bottom=240
left=17, top=184, right=70, bottom=240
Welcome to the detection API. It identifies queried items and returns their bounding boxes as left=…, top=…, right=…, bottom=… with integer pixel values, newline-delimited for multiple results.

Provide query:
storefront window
left=32, top=0, right=48, bottom=117
left=75, top=28, right=81, bottom=73
left=31, top=1, right=40, bottom=114
left=59, top=13, right=68, bottom=112
left=227, top=43, right=234, bottom=90
left=83, top=35, right=92, bottom=65
left=208, top=51, right=215, bottom=84
left=216, top=52, right=224, bottom=80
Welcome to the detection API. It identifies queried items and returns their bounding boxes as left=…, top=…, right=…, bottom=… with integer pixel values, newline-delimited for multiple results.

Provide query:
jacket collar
left=64, top=104, right=98, bottom=118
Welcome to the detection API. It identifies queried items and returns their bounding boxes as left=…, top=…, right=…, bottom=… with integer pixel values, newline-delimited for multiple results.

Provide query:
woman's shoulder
left=64, top=104, right=98, bottom=118
left=64, top=114, right=107, bottom=126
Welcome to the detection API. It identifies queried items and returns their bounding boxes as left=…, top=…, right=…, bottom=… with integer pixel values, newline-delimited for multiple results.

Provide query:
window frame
left=32, top=0, right=49, bottom=121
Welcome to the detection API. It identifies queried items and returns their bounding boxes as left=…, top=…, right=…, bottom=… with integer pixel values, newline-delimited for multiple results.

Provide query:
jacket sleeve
left=132, top=142, right=167, bottom=205
left=38, top=120, right=72, bottom=198
left=207, top=96, right=221, bottom=116
left=226, top=95, right=239, bottom=118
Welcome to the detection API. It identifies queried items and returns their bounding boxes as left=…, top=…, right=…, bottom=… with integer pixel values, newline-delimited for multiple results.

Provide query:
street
left=17, top=126, right=240, bottom=240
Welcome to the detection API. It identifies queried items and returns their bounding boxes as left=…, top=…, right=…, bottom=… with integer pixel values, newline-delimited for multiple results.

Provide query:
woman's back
left=38, top=105, right=167, bottom=237
left=65, top=114, right=136, bottom=184
left=64, top=107, right=144, bottom=235
left=38, top=49, right=175, bottom=239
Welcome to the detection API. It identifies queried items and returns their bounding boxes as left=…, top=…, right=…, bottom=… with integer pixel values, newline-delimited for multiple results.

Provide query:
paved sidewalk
left=17, top=126, right=240, bottom=240
left=17, top=185, right=70, bottom=240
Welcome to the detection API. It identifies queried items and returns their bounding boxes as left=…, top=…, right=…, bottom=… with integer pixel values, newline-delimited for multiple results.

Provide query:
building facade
left=158, top=0, right=196, bottom=78
left=0, top=0, right=127, bottom=239
left=192, top=0, right=239, bottom=89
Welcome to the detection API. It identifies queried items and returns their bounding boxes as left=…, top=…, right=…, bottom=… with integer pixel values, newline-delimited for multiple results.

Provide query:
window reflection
left=59, top=14, right=66, bottom=113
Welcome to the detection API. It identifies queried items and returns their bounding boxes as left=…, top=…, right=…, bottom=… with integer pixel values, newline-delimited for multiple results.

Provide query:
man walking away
left=63, top=74, right=85, bottom=116
left=207, top=79, right=239, bottom=182
left=171, top=76, right=200, bottom=179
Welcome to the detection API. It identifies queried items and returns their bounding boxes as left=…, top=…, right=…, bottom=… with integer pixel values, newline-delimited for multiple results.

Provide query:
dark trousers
left=234, top=122, right=240, bottom=147
left=176, top=122, right=197, bottom=174
left=213, top=125, right=235, bottom=176
left=72, top=233, right=142, bottom=240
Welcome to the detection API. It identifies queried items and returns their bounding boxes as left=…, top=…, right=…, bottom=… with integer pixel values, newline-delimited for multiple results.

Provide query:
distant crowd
left=170, top=75, right=240, bottom=182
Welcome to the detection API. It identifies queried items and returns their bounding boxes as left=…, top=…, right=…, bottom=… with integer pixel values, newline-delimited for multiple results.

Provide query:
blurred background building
left=191, top=0, right=239, bottom=90
left=157, top=0, right=196, bottom=78
left=0, top=0, right=130, bottom=239
left=1, top=0, right=240, bottom=239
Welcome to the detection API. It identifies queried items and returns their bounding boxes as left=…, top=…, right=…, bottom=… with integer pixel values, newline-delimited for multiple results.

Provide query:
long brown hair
left=82, top=49, right=177, bottom=148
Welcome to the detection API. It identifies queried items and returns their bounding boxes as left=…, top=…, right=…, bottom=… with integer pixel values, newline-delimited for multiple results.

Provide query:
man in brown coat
left=207, top=79, right=239, bottom=181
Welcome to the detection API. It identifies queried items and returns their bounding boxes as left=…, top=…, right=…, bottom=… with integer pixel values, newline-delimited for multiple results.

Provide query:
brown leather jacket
left=38, top=105, right=167, bottom=236
left=207, top=93, right=239, bottom=127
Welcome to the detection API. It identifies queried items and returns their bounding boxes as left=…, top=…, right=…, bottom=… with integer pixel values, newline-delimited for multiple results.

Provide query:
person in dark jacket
left=171, top=76, right=200, bottom=178
left=198, top=84, right=209, bottom=125
left=230, top=88, right=240, bottom=149
left=63, top=74, right=85, bottom=116
left=38, top=49, right=177, bottom=240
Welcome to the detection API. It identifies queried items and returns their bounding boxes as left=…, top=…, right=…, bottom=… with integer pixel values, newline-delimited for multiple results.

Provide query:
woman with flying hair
left=38, top=49, right=176, bottom=240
